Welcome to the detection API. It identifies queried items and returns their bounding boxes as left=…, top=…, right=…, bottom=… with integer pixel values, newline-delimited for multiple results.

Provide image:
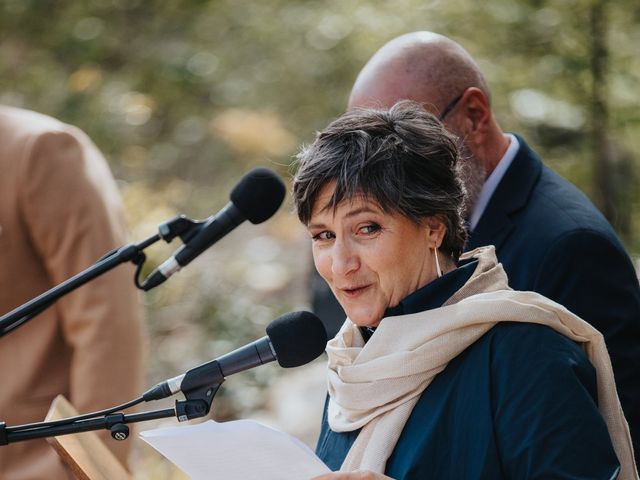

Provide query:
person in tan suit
left=0, top=106, right=145, bottom=479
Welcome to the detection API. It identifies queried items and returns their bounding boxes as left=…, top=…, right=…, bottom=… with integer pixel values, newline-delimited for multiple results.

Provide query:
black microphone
left=142, top=311, right=327, bottom=401
left=142, top=168, right=286, bottom=291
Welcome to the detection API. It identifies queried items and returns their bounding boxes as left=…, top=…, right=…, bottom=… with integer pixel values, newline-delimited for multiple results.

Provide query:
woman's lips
left=340, top=285, right=371, bottom=298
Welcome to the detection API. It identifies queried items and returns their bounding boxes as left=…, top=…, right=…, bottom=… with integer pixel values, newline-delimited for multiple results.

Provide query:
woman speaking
left=292, top=101, right=637, bottom=479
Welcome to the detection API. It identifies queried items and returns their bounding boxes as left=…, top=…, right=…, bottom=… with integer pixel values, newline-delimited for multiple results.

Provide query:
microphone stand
left=0, top=215, right=206, bottom=337
left=0, top=381, right=222, bottom=446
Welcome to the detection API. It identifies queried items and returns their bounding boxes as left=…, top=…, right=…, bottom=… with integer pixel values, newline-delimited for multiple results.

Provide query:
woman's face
left=308, top=182, right=440, bottom=328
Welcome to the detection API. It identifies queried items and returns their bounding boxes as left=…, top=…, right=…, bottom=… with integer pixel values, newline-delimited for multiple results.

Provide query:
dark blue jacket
left=316, top=264, right=621, bottom=479
left=466, top=136, right=640, bottom=462
left=312, top=136, right=640, bottom=462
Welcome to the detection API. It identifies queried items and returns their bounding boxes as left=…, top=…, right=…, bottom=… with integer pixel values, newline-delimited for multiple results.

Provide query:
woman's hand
left=311, top=471, right=394, bottom=480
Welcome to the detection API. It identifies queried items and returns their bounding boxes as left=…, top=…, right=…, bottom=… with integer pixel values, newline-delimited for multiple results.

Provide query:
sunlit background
left=1, top=0, right=639, bottom=477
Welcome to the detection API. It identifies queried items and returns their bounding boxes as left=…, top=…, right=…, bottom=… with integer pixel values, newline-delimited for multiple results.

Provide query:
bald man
left=313, top=32, right=640, bottom=465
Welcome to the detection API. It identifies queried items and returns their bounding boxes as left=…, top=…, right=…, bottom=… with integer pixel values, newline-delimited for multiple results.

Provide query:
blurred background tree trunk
left=589, top=0, right=632, bottom=240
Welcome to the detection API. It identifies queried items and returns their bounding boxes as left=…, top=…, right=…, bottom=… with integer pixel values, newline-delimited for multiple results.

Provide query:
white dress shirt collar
left=468, top=134, right=519, bottom=231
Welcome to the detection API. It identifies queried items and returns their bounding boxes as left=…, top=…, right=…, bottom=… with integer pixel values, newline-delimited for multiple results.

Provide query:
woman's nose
left=331, top=238, right=359, bottom=277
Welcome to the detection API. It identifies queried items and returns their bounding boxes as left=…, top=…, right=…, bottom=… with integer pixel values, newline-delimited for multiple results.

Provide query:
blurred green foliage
left=1, top=0, right=638, bottom=243
left=1, top=0, right=639, bottom=476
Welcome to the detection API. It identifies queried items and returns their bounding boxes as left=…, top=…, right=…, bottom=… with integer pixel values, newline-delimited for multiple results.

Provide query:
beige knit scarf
left=326, top=246, right=638, bottom=479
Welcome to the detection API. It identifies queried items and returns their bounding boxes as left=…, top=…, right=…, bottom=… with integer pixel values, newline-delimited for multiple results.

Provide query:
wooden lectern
left=45, top=395, right=133, bottom=480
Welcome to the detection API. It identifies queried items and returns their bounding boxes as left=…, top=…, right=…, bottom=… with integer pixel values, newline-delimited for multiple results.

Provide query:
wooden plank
left=45, top=395, right=133, bottom=480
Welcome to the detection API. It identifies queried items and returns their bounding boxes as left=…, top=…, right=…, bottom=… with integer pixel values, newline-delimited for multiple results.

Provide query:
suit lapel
left=466, top=136, right=543, bottom=251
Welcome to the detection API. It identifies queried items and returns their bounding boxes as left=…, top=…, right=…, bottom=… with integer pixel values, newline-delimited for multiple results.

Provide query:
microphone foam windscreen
left=230, top=167, right=286, bottom=224
left=266, top=311, right=328, bottom=368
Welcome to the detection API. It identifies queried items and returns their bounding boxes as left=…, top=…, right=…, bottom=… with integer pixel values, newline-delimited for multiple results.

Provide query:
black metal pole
left=1, top=407, right=176, bottom=445
left=0, top=234, right=161, bottom=336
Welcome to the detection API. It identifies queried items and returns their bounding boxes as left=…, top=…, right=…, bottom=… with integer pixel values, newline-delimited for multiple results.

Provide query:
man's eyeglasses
left=438, top=93, right=464, bottom=121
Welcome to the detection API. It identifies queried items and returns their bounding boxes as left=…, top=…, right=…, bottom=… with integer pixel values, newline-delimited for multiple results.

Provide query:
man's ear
left=458, top=87, right=491, bottom=144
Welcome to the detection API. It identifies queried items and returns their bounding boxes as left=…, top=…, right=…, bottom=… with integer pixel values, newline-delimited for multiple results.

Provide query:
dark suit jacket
left=466, top=135, right=640, bottom=464
left=312, top=135, right=640, bottom=464
left=317, top=262, right=620, bottom=478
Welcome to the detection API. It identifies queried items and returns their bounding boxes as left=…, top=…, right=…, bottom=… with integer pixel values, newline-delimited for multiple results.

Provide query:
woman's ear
left=425, top=217, right=447, bottom=249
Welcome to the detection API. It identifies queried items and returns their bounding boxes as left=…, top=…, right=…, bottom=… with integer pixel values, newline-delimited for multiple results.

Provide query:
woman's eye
left=359, top=223, right=381, bottom=235
left=312, top=231, right=335, bottom=241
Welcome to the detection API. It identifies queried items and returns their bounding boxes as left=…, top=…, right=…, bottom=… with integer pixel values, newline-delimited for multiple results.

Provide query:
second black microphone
left=142, top=167, right=286, bottom=291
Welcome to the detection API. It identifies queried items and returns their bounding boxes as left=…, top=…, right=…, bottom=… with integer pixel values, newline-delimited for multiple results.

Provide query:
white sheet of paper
left=140, top=419, right=331, bottom=480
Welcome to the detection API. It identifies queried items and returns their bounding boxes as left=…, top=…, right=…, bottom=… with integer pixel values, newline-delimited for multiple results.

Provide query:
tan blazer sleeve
left=17, top=127, right=145, bottom=465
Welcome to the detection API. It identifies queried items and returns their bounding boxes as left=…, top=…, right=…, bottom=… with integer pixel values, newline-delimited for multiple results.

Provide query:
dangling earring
left=434, top=247, right=443, bottom=278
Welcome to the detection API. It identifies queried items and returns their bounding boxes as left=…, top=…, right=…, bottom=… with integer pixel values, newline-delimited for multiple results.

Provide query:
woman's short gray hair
left=292, top=100, right=468, bottom=261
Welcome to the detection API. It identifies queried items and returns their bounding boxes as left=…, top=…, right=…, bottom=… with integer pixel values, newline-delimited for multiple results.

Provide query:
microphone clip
left=137, top=215, right=207, bottom=291
left=175, top=382, right=222, bottom=422
left=157, top=214, right=205, bottom=244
